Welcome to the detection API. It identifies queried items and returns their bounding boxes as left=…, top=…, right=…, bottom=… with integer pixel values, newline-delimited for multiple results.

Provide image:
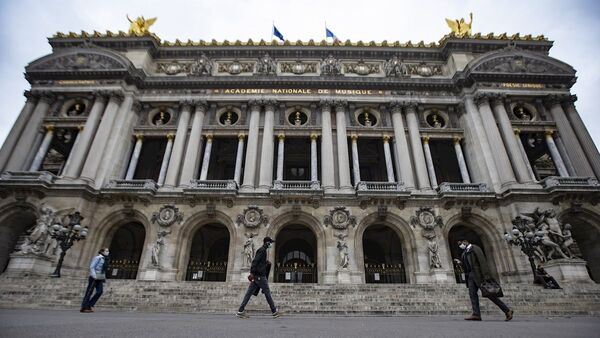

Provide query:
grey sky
left=0, top=0, right=598, bottom=148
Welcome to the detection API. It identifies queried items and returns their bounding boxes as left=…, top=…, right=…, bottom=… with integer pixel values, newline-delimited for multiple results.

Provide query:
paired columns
left=405, top=104, right=431, bottom=189
left=29, top=125, right=54, bottom=171
left=334, top=101, right=353, bottom=192
left=258, top=101, right=276, bottom=191
left=241, top=101, right=261, bottom=190
left=389, top=102, right=415, bottom=189
left=164, top=101, right=192, bottom=187
left=561, top=95, right=600, bottom=178
left=0, top=91, right=38, bottom=171
left=319, top=101, right=335, bottom=191
left=180, top=102, right=208, bottom=185
left=544, top=130, right=569, bottom=177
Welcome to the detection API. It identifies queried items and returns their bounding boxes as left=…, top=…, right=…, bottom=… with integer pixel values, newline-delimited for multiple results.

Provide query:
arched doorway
left=185, top=223, right=229, bottom=282
left=448, top=225, right=497, bottom=283
left=107, top=222, right=145, bottom=279
left=274, top=224, right=317, bottom=283
left=0, top=211, right=37, bottom=273
left=363, top=224, right=406, bottom=283
left=567, top=220, right=600, bottom=283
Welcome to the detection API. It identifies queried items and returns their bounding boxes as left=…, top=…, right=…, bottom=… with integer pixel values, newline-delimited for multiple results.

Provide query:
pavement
left=0, top=308, right=599, bottom=338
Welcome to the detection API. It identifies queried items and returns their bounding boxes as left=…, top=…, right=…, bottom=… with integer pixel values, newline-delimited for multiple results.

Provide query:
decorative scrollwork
left=236, top=206, right=269, bottom=228
left=324, top=206, right=356, bottom=230
left=151, top=205, right=184, bottom=227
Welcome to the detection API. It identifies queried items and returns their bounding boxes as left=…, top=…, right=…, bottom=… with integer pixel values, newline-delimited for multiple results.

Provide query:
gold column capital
left=452, top=136, right=462, bottom=145
left=350, top=134, right=358, bottom=142
left=382, top=134, right=391, bottom=143
left=166, top=133, right=175, bottom=141
left=421, top=136, right=430, bottom=144
left=513, top=128, right=521, bottom=135
left=237, top=133, right=246, bottom=140
left=204, top=133, right=213, bottom=141
left=44, top=125, right=55, bottom=132
left=135, top=133, right=144, bottom=141
left=544, top=129, right=555, bottom=137
left=310, top=133, right=319, bottom=141
left=278, top=133, right=285, bottom=141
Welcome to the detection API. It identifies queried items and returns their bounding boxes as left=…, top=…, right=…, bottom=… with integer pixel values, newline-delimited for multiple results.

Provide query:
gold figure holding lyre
left=127, top=15, right=157, bottom=35
left=445, top=13, right=473, bottom=36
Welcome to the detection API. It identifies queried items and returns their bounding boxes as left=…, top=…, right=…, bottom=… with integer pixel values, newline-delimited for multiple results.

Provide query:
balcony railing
left=271, top=180, right=321, bottom=191
left=105, top=179, right=157, bottom=191
left=438, top=182, right=490, bottom=193
left=542, top=176, right=600, bottom=189
left=356, top=181, right=407, bottom=193
left=0, top=171, right=56, bottom=184
left=188, top=179, right=238, bottom=190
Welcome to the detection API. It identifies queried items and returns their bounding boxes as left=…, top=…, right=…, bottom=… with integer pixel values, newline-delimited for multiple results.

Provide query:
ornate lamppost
left=503, top=216, right=542, bottom=283
left=50, top=211, right=88, bottom=278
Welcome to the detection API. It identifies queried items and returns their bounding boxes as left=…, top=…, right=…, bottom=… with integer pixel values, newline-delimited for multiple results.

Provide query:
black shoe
left=505, top=309, right=514, bottom=322
left=464, top=314, right=482, bottom=321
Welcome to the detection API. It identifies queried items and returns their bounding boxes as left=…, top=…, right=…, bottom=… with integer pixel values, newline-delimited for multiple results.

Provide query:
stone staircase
left=1, top=277, right=599, bottom=316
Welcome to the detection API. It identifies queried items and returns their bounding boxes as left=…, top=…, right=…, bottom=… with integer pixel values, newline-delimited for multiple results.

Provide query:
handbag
left=480, top=278, right=503, bottom=298
left=95, top=273, right=106, bottom=280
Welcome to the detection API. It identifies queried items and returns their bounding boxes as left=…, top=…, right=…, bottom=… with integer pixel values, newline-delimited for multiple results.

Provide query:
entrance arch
left=274, top=224, right=317, bottom=283
left=363, top=224, right=407, bottom=283
left=107, top=222, right=145, bottom=279
left=0, top=207, right=37, bottom=273
left=185, top=223, right=230, bottom=281
left=448, top=224, right=498, bottom=283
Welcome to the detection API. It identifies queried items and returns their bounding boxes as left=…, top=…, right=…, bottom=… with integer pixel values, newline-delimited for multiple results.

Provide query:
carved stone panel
left=324, top=206, right=356, bottom=230
left=236, top=206, right=269, bottom=228
left=151, top=205, right=184, bottom=227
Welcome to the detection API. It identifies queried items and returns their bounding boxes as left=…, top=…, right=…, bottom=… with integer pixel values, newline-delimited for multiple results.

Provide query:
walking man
left=237, top=237, right=281, bottom=318
left=80, top=247, right=109, bottom=313
left=458, top=239, right=514, bottom=321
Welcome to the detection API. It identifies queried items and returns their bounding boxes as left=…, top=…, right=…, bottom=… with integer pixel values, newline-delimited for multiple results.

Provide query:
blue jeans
left=238, top=276, right=277, bottom=313
left=81, top=276, right=104, bottom=310
left=467, top=273, right=509, bottom=316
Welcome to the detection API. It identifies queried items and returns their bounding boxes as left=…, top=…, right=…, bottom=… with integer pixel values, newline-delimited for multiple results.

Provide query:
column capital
left=34, top=91, right=56, bottom=104
left=350, top=133, right=358, bottom=141
left=319, top=99, right=333, bottom=110
left=262, top=100, right=277, bottom=110
left=403, top=102, right=418, bottom=113
left=489, top=93, right=507, bottom=107
left=474, top=93, right=492, bottom=107
left=193, top=100, right=209, bottom=112
left=179, top=99, right=194, bottom=110
left=44, top=124, right=55, bottom=132
left=132, top=99, right=142, bottom=113
left=543, top=94, right=566, bottom=107
left=135, top=133, right=144, bottom=141
left=382, top=134, right=391, bottom=143
left=452, top=136, right=462, bottom=145
left=92, top=90, right=110, bottom=103
left=77, top=125, right=85, bottom=131
left=278, top=133, right=285, bottom=141
left=23, top=90, right=37, bottom=101
left=248, top=99, right=262, bottom=111
left=310, top=133, right=319, bottom=141
left=107, top=90, right=125, bottom=104
left=544, top=129, right=556, bottom=137
left=561, top=94, right=578, bottom=110
left=513, top=128, right=521, bottom=135
left=237, top=133, right=246, bottom=140
left=333, top=100, right=347, bottom=112
left=204, top=133, right=213, bottom=141
left=421, top=136, right=430, bottom=144
left=167, top=133, right=175, bottom=141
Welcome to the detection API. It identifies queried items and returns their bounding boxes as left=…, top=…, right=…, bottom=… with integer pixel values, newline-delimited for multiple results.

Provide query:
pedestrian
left=80, top=247, right=109, bottom=313
left=236, top=237, right=281, bottom=318
left=458, top=239, right=514, bottom=321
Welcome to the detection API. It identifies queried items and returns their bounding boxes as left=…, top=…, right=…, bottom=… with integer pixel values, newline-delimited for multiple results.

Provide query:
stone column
left=350, top=134, right=361, bottom=185
left=158, top=134, right=175, bottom=186
left=241, top=101, right=261, bottom=190
left=5, top=92, right=54, bottom=171
left=563, top=95, right=600, bottom=178
left=476, top=94, right=516, bottom=185
left=382, top=135, right=395, bottom=183
left=233, top=133, right=245, bottom=185
left=310, top=133, right=318, bottom=182
left=405, top=104, right=431, bottom=189
left=490, top=95, right=533, bottom=183
left=453, top=137, right=471, bottom=184
left=335, top=101, right=353, bottom=191
left=61, top=125, right=84, bottom=176
left=390, top=102, right=414, bottom=189
left=0, top=91, right=38, bottom=171
left=555, top=136, right=576, bottom=176
left=79, top=92, right=123, bottom=182
left=514, top=129, right=537, bottom=181
left=180, top=101, right=208, bottom=185
left=29, top=125, right=54, bottom=171
left=164, top=101, right=192, bottom=187
left=62, top=92, right=108, bottom=178
left=258, top=101, right=276, bottom=191
left=545, top=130, right=569, bottom=177
left=422, top=136, right=438, bottom=188
left=125, top=134, right=143, bottom=180
left=276, top=133, right=285, bottom=182
left=545, top=96, right=594, bottom=176
left=319, top=101, right=335, bottom=192
left=199, top=134, right=213, bottom=180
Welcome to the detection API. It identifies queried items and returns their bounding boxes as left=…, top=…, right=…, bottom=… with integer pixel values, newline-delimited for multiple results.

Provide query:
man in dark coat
left=458, top=239, right=513, bottom=321
left=236, top=237, right=281, bottom=318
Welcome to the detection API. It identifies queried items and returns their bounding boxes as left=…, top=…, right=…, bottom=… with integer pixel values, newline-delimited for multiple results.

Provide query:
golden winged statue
left=445, top=13, right=473, bottom=36
left=127, top=15, right=157, bottom=35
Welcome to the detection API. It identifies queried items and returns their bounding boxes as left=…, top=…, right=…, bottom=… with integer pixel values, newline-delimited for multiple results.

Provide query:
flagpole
left=271, top=20, right=274, bottom=42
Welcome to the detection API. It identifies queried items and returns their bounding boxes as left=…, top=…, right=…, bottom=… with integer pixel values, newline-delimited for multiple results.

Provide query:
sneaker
left=272, top=311, right=282, bottom=318
left=236, top=311, right=249, bottom=319
left=505, top=309, right=514, bottom=322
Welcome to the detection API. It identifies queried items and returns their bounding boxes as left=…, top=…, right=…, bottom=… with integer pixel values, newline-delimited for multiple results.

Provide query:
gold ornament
left=127, top=15, right=157, bottom=35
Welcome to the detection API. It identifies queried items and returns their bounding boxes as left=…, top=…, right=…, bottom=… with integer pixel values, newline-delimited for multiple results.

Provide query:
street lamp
left=504, top=216, right=542, bottom=283
left=50, top=211, right=88, bottom=278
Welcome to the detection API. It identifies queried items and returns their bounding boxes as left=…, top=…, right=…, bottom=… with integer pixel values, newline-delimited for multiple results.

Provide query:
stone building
left=1, top=25, right=599, bottom=288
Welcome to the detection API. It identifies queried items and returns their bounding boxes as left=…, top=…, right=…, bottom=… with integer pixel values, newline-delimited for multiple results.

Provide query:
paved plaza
left=0, top=308, right=598, bottom=338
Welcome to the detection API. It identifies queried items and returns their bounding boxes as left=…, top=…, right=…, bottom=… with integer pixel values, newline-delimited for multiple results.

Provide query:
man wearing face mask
left=236, top=237, right=281, bottom=318
left=458, top=239, right=513, bottom=321
left=80, top=247, right=109, bottom=313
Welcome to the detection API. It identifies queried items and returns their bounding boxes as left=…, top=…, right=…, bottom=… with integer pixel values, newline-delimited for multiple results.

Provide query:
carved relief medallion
left=324, top=206, right=356, bottom=230
left=151, top=205, right=184, bottom=227
left=236, top=206, right=269, bottom=228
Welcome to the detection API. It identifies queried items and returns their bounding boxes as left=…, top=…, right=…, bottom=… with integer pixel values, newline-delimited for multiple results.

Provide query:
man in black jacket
left=236, top=237, right=281, bottom=318
left=459, top=239, right=513, bottom=321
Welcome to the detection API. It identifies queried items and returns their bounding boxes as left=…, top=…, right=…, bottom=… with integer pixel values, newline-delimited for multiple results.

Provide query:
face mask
left=103, top=251, right=110, bottom=256
left=459, top=244, right=467, bottom=250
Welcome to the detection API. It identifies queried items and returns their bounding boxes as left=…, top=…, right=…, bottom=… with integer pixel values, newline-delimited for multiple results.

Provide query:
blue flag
left=273, top=25, right=284, bottom=41
left=326, top=27, right=338, bottom=40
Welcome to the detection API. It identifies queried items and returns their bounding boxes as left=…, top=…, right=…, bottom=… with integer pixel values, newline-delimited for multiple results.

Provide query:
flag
left=325, top=27, right=338, bottom=40
left=273, top=25, right=284, bottom=41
